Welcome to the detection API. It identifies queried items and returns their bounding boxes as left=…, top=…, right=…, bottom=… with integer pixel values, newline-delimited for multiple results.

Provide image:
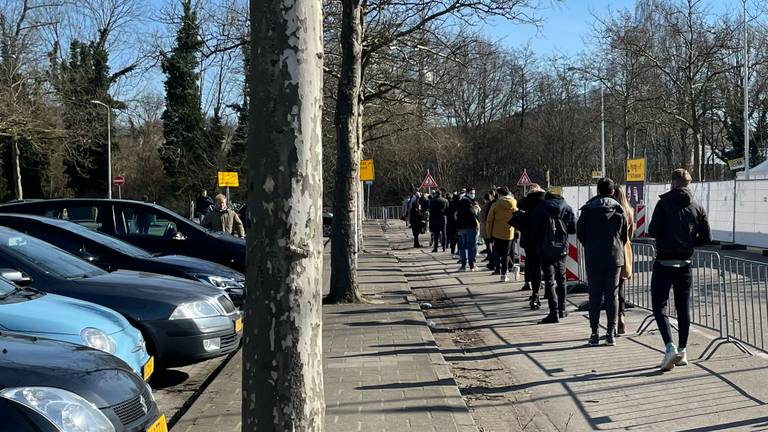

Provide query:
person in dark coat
left=446, top=194, right=460, bottom=256
left=195, top=190, right=215, bottom=219
left=456, top=188, right=481, bottom=271
left=429, top=190, right=450, bottom=252
left=577, top=178, right=628, bottom=347
left=648, top=168, right=711, bottom=371
left=531, top=191, right=576, bottom=324
left=516, top=184, right=547, bottom=307
left=408, top=201, right=427, bottom=248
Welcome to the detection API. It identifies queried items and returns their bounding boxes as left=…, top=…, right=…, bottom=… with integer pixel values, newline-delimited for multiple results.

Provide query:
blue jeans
left=458, top=229, right=478, bottom=267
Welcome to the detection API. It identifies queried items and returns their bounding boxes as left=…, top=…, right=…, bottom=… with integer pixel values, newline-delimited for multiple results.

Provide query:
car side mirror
left=0, top=269, right=32, bottom=286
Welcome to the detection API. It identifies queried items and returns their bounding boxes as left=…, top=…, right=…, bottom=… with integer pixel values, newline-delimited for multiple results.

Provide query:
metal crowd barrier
left=617, top=243, right=757, bottom=359
left=366, top=206, right=406, bottom=231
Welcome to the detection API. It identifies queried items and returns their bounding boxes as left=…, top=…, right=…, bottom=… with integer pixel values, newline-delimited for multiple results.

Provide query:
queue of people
left=402, top=168, right=711, bottom=372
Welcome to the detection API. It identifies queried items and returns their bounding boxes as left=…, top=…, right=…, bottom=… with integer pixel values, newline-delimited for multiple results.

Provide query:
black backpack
left=540, top=214, right=569, bottom=258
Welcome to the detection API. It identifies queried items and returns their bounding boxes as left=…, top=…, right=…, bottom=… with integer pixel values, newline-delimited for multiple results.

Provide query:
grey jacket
left=577, top=195, right=628, bottom=270
left=202, top=209, right=245, bottom=237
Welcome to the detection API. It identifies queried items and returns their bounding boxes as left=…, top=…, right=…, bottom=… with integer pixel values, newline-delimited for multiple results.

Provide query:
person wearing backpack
left=577, top=178, right=629, bottom=346
left=531, top=190, right=576, bottom=323
left=648, top=169, right=711, bottom=371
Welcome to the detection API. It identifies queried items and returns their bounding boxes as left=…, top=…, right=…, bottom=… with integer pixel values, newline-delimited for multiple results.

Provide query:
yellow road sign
left=218, top=171, right=239, bottom=187
left=626, top=158, right=646, bottom=182
left=360, top=159, right=375, bottom=181
left=728, top=157, right=745, bottom=171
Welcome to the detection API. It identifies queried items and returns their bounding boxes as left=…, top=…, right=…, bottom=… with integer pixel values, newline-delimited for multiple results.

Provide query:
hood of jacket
left=495, top=195, right=516, bottom=210
left=541, top=193, right=568, bottom=216
left=582, top=195, right=624, bottom=221
left=659, top=187, right=693, bottom=207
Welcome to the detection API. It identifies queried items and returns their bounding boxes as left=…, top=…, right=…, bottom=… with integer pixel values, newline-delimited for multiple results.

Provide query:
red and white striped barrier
left=635, top=204, right=648, bottom=238
left=518, top=236, right=580, bottom=282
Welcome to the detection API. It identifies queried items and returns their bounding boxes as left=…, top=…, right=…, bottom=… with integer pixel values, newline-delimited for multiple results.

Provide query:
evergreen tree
left=228, top=39, right=249, bottom=172
left=51, top=33, right=116, bottom=197
left=160, top=0, right=206, bottom=195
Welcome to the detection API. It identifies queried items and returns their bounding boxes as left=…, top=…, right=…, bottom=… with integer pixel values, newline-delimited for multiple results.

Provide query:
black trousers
left=618, top=278, right=626, bottom=314
left=492, top=238, right=512, bottom=275
left=587, top=266, right=621, bottom=333
left=524, top=248, right=543, bottom=294
left=651, top=262, right=692, bottom=348
left=542, top=256, right=566, bottom=314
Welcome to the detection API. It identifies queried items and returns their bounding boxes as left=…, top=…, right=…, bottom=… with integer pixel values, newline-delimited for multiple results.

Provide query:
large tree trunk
left=242, top=0, right=325, bottom=428
left=357, top=97, right=365, bottom=252
left=11, top=137, right=23, bottom=200
left=328, top=0, right=363, bottom=303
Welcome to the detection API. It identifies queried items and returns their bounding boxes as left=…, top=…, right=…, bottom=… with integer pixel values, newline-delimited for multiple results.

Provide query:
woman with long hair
left=613, top=186, right=635, bottom=334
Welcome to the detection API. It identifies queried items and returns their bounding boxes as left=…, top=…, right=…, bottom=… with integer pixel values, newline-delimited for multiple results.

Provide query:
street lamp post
left=90, top=100, right=112, bottom=199
left=743, top=0, right=750, bottom=179
left=601, top=86, right=606, bottom=177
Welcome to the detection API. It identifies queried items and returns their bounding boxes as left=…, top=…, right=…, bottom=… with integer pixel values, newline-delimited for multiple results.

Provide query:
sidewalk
left=385, top=227, right=768, bottom=431
left=171, top=222, right=476, bottom=432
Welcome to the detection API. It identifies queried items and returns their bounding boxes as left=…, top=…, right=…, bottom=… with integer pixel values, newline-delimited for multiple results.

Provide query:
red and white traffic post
left=113, top=175, right=125, bottom=199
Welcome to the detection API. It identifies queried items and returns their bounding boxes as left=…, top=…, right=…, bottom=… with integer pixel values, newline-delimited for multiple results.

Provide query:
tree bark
left=11, top=137, right=23, bottom=200
left=328, top=0, right=363, bottom=303
left=243, top=0, right=325, bottom=428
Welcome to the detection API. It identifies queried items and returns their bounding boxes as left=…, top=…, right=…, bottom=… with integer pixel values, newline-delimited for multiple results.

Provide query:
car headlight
left=169, top=300, right=222, bottom=320
left=191, top=274, right=241, bottom=289
left=0, top=387, right=115, bottom=432
left=80, top=328, right=116, bottom=355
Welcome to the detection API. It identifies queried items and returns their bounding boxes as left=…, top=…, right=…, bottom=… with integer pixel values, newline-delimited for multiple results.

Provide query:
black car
left=0, top=199, right=246, bottom=272
left=236, top=204, right=333, bottom=237
left=0, top=332, right=166, bottom=432
left=0, top=214, right=245, bottom=306
left=0, top=227, right=242, bottom=367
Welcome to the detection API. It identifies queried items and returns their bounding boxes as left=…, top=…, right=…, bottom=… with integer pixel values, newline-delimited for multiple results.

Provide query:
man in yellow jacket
left=486, top=186, right=518, bottom=282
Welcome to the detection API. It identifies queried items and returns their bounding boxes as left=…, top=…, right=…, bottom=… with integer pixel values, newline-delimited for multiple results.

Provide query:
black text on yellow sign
left=360, top=159, right=375, bottom=181
left=218, top=171, right=239, bottom=187
left=626, top=158, right=646, bottom=182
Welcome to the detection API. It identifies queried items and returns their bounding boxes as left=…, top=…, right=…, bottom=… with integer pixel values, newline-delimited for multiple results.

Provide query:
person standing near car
left=195, top=190, right=215, bottom=219
left=577, top=177, right=628, bottom=347
left=202, top=194, right=245, bottom=238
left=649, top=169, right=711, bottom=371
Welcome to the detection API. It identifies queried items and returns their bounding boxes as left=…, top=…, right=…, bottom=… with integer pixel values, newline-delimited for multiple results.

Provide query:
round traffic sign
left=113, top=175, right=125, bottom=186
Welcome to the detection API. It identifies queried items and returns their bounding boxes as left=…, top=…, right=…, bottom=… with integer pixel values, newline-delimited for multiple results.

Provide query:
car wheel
left=323, top=224, right=332, bottom=237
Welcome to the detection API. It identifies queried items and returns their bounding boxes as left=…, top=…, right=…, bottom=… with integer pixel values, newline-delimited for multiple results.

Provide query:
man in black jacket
left=516, top=184, right=547, bottom=307
left=456, top=188, right=481, bottom=271
left=649, top=169, right=711, bottom=371
left=531, top=191, right=576, bottom=323
left=429, top=190, right=450, bottom=252
left=577, top=178, right=628, bottom=346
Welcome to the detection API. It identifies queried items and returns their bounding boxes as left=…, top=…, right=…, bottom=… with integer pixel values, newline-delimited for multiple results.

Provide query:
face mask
left=468, top=193, right=476, bottom=199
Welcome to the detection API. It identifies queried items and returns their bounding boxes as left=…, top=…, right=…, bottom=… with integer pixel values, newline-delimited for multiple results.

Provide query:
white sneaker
left=500, top=274, right=509, bottom=282
left=512, top=265, right=521, bottom=280
left=676, top=350, right=688, bottom=366
left=458, top=266, right=467, bottom=272
left=660, top=350, right=684, bottom=372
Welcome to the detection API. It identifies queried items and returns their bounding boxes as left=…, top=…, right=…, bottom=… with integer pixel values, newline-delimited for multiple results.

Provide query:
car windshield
left=0, top=277, right=14, bottom=295
left=0, top=230, right=106, bottom=279
left=61, top=221, right=153, bottom=258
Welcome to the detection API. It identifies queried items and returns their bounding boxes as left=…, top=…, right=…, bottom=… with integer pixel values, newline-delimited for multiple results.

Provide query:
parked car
left=0, top=332, right=166, bottom=432
left=0, top=275, right=152, bottom=379
left=0, top=199, right=246, bottom=272
left=0, top=214, right=245, bottom=306
left=0, top=227, right=242, bottom=367
left=236, top=204, right=333, bottom=237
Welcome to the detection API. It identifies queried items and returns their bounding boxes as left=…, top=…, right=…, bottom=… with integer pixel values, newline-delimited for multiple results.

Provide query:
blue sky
left=484, top=0, right=735, bottom=57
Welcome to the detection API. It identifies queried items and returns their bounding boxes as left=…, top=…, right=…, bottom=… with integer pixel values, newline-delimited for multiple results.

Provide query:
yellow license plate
left=235, top=318, right=243, bottom=333
left=143, top=356, right=155, bottom=381
left=147, top=415, right=167, bottom=432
